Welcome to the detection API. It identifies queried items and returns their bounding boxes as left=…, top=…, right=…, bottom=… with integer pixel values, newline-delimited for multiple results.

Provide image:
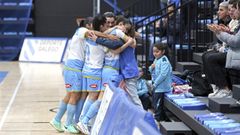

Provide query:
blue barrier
left=133, top=119, right=161, bottom=135
left=92, top=83, right=159, bottom=135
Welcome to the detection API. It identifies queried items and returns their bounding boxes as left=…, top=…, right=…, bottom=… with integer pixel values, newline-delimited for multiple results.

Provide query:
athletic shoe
left=49, top=119, right=64, bottom=132
left=77, top=121, right=90, bottom=135
left=208, top=90, right=220, bottom=98
left=64, top=124, right=80, bottom=134
left=210, top=84, right=217, bottom=92
left=213, top=89, right=232, bottom=98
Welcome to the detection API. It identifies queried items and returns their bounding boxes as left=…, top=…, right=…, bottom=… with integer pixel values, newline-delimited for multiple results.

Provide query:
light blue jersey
left=67, top=27, right=88, bottom=64
left=101, top=29, right=125, bottom=90
left=103, top=29, right=125, bottom=69
left=82, top=39, right=106, bottom=91
left=63, top=27, right=88, bottom=92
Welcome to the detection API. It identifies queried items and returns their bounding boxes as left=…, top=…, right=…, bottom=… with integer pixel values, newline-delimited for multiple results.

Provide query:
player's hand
left=119, top=80, right=127, bottom=90
left=88, top=31, right=98, bottom=41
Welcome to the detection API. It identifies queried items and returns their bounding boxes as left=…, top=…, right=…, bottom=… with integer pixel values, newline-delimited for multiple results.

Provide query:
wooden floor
left=0, top=62, right=72, bottom=135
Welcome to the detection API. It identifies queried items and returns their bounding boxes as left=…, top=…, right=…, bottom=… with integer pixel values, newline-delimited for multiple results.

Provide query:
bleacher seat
left=0, top=0, right=33, bottom=60
left=160, top=122, right=192, bottom=135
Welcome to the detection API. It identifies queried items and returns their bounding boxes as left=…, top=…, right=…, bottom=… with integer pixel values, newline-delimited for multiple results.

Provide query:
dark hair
left=229, top=0, right=240, bottom=9
left=153, top=42, right=171, bottom=57
left=92, top=14, right=106, bottom=31
left=103, top=12, right=115, bottom=18
left=79, top=17, right=93, bottom=27
left=154, top=43, right=168, bottom=51
left=116, top=15, right=125, bottom=25
left=116, top=16, right=135, bottom=37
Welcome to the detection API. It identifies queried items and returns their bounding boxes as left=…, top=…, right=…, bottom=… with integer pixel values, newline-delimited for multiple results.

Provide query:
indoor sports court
left=1, top=0, right=240, bottom=135
left=0, top=62, right=65, bottom=135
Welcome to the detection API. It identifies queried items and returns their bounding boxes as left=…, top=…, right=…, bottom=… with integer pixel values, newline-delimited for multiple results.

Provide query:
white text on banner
left=19, top=37, right=68, bottom=63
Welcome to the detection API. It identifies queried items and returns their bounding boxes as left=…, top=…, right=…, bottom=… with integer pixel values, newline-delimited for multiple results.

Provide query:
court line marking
left=0, top=69, right=26, bottom=130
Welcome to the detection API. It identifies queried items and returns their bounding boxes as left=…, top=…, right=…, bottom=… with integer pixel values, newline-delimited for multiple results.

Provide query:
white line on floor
left=0, top=69, right=26, bottom=130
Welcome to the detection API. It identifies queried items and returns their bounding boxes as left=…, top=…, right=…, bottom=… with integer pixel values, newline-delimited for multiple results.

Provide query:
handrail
left=118, top=0, right=160, bottom=20
left=103, top=0, right=122, bottom=13
left=134, top=4, right=174, bottom=28
left=136, top=0, right=195, bottom=73
left=137, top=0, right=192, bottom=27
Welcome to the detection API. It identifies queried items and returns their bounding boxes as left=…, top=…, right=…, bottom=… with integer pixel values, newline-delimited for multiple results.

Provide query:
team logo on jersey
left=90, top=84, right=97, bottom=88
left=103, top=83, right=108, bottom=87
left=65, top=84, right=72, bottom=88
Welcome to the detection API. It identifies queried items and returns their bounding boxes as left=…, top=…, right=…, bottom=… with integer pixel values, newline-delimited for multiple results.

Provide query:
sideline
left=0, top=69, right=26, bottom=130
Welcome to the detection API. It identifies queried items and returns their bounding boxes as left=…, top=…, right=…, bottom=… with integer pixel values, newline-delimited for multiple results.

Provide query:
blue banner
left=91, top=83, right=159, bottom=135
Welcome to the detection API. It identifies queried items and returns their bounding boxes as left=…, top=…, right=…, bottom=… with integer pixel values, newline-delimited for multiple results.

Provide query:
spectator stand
left=134, top=0, right=194, bottom=75
left=193, top=0, right=215, bottom=53
left=164, top=93, right=240, bottom=135
left=0, top=0, right=33, bottom=60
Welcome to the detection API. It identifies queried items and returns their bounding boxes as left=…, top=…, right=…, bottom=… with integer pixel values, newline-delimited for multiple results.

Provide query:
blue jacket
left=149, top=55, right=172, bottom=93
left=137, top=78, right=148, bottom=96
left=96, top=37, right=124, bottom=50
left=119, top=46, right=139, bottom=79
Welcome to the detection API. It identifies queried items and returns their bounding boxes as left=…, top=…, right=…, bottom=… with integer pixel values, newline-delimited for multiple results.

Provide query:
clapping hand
left=218, top=24, right=230, bottom=33
left=207, top=24, right=221, bottom=34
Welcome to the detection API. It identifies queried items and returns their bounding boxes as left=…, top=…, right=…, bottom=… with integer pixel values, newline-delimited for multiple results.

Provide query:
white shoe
left=76, top=121, right=90, bottom=135
left=210, top=84, right=219, bottom=93
left=212, top=89, right=232, bottom=98
left=208, top=89, right=220, bottom=98
left=208, top=86, right=221, bottom=98
left=208, top=85, right=220, bottom=98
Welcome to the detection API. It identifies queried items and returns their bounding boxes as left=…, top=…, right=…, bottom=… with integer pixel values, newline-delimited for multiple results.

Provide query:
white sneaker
left=213, top=89, right=232, bottom=98
left=76, top=121, right=90, bottom=135
left=211, top=84, right=219, bottom=93
left=208, top=89, right=220, bottom=98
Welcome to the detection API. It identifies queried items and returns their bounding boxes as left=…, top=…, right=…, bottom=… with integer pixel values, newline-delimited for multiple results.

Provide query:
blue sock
left=80, top=99, right=94, bottom=120
left=65, top=104, right=76, bottom=126
left=54, top=101, right=67, bottom=122
left=74, top=99, right=85, bottom=123
left=82, top=100, right=101, bottom=124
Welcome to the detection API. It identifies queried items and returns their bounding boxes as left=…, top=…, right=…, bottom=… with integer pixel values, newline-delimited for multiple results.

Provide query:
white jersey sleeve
left=67, top=27, right=88, bottom=61
left=115, top=29, right=127, bottom=40
left=75, top=27, right=88, bottom=39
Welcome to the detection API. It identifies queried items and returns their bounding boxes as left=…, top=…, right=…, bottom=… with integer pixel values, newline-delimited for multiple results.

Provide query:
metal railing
left=135, top=0, right=198, bottom=74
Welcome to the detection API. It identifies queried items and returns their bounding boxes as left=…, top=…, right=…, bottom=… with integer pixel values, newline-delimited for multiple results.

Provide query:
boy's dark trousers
left=152, top=92, right=169, bottom=122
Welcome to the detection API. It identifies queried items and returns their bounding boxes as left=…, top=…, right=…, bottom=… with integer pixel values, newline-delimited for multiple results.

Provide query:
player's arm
left=103, top=26, right=118, bottom=34
left=116, top=29, right=137, bottom=48
left=93, top=31, right=118, bottom=40
left=88, top=32, right=124, bottom=50
left=110, top=38, right=133, bottom=54
left=78, top=27, right=90, bottom=39
left=96, top=38, right=124, bottom=50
